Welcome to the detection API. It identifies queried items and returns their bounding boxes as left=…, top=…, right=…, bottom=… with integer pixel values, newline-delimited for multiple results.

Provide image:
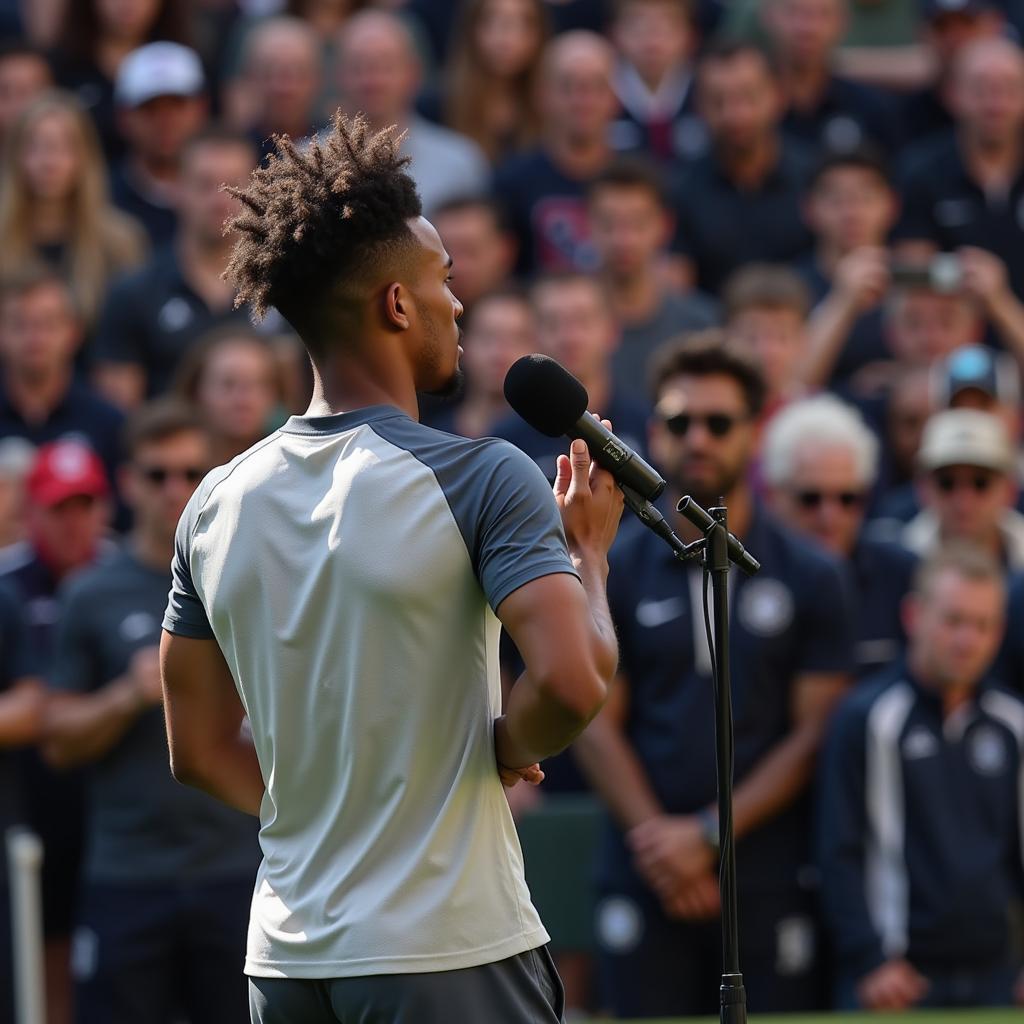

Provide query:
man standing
left=45, top=400, right=258, bottom=1024
left=819, top=546, right=1024, bottom=1009
left=160, top=114, right=622, bottom=1022
left=575, top=333, right=852, bottom=1016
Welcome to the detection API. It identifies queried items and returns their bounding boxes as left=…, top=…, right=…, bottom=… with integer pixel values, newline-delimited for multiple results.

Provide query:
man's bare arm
left=160, top=631, right=264, bottom=816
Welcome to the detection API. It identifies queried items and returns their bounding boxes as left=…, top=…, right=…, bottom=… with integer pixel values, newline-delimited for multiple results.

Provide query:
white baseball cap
left=917, top=409, right=1015, bottom=475
left=115, top=42, right=205, bottom=109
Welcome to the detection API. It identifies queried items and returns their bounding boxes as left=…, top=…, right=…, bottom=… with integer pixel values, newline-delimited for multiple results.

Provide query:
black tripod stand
left=620, top=488, right=760, bottom=1024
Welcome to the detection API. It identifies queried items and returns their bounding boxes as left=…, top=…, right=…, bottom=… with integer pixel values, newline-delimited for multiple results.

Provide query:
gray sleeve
left=162, top=493, right=214, bottom=639
left=473, top=444, right=579, bottom=613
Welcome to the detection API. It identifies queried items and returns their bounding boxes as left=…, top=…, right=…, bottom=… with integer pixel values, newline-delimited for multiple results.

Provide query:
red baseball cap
left=26, top=440, right=110, bottom=508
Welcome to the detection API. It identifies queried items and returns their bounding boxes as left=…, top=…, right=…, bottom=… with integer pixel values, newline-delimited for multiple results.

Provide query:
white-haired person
left=764, top=394, right=918, bottom=678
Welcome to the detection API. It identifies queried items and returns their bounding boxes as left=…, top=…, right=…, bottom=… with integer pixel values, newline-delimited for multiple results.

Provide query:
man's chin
left=422, top=366, right=466, bottom=402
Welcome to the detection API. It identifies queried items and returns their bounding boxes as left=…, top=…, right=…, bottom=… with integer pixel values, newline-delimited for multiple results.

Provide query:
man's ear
left=901, top=592, right=919, bottom=640
left=384, top=282, right=411, bottom=331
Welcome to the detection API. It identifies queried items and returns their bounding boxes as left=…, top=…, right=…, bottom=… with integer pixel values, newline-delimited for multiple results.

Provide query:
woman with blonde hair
left=442, top=0, right=550, bottom=163
left=0, top=90, right=147, bottom=328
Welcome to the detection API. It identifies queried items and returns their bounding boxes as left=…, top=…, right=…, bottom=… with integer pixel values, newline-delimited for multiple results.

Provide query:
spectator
left=174, top=327, right=286, bottom=465
left=763, top=394, right=917, bottom=677
left=423, top=285, right=536, bottom=437
left=900, top=0, right=1006, bottom=149
left=0, top=268, right=125, bottom=495
left=0, top=439, right=113, bottom=1024
left=491, top=272, right=650, bottom=482
left=93, top=127, right=258, bottom=409
left=0, top=91, right=147, bottom=328
left=225, top=16, right=323, bottom=164
left=609, top=0, right=704, bottom=162
left=0, top=582, right=43, bottom=1024
left=44, top=400, right=258, bottom=1024
left=0, top=438, right=34, bottom=548
left=797, top=146, right=899, bottom=386
left=110, top=42, right=209, bottom=247
left=896, top=38, right=1024, bottom=301
left=901, top=408, right=1024, bottom=568
left=493, top=30, right=620, bottom=276
left=722, top=263, right=811, bottom=419
left=871, top=344, right=1022, bottom=524
left=760, top=0, right=896, bottom=154
left=0, top=38, right=52, bottom=147
left=431, top=197, right=518, bottom=318
left=818, top=544, right=1024, bottom=1010
left=587, top=158, right=717, bottom=404
left=575, top=332, right=852, bottom=1016
left=52, top=0, right=191, bottom=162
left=671, top=40, right=814, bottom=295
left=440, top=0, right=549, bottom=162
left=334, top=11, right=489, bottom=214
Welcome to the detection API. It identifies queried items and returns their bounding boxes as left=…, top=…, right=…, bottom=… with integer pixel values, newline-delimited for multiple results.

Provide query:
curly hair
left=224, top=113, right=422, bottom=333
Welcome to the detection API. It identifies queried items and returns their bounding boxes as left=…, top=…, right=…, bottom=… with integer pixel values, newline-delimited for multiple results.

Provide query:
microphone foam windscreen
left=504, top=354, right=590, bottom=438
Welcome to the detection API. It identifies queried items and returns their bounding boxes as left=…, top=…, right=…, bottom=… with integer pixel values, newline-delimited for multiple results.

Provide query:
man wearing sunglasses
left=44, top=399, right=258, bottom=1024
left=903, top=408, right=1024, bottom=570
left=763, top=394, right=919, bottom=678
left=575, top=332, right=853, bottom=1016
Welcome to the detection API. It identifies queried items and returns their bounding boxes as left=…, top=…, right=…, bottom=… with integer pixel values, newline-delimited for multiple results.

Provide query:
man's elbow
left=168, top=744, right=210, bottom=790
left=537, top=664, right=608, bottom=726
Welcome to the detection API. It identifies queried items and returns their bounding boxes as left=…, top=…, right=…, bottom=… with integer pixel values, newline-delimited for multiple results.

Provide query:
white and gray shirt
left=163, top=405, right=578, bottom=979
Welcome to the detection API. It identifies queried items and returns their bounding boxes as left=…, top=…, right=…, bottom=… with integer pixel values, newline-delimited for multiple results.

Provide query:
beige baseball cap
left=917, top=408, right=1015, bottom=474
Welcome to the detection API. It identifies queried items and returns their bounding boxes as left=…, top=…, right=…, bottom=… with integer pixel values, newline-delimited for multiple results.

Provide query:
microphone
left=503, top=354, right=666, bottom=501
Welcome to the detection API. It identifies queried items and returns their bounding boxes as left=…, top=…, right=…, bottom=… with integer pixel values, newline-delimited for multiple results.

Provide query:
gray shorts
left=248, top=945, right=565, bottom=1024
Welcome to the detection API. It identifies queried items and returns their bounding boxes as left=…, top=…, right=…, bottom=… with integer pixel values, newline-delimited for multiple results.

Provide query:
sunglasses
left=933, top=471, right=995, bottom=494
left=661, top=412, right=745, bottom=438
left=794, top=489, right=864, bottom=510
left=138, top=465, right=205, bottom=486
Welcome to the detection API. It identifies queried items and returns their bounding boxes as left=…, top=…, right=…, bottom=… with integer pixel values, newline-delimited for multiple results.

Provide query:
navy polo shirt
left=781, top=76, right=898, bottom=156
left=794, top=254, right=888, bottom=384
left=0, top=581, right=33, bottom=830
left=491, top=147, right=600, bottom=279
left=0, top=377, right=124, bottom=493
left=93, top=245, right=252, bottom=398
left=599, top=501, right=853, bottom=891
left=848, top=535, right=917, bottom=678
left=490, top=389, right=651, bottom=485
left=895, top=133, right=1024, bottom=300
left=51, top=547, right=258, bottom=885
left=670, top=143, right=815, bottom=295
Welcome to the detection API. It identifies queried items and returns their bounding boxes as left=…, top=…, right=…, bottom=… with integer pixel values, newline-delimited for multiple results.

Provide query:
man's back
left=164, top=406, right=578, bottom=978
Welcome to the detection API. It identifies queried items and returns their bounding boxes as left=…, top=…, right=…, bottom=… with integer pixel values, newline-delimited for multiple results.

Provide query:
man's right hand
left=857, top=958, right=929, bottom=1011
left=554, top=425, right=624, bottom=564
left=129, top=646, right=163, bottom=706
left=834, top=246, right=890, bottom=314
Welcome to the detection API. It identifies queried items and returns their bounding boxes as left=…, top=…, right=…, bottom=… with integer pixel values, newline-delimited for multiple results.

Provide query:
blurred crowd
left=0, top=0, right=1023, bottom=1021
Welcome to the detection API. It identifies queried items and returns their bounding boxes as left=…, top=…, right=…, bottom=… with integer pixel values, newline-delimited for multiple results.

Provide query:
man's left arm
left=160, top=630, right=263, bottom=817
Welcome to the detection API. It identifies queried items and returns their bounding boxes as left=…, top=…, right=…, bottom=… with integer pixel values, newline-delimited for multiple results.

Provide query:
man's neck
left=717, top=134, right=779, bottom=190
left=4, top=366, right=70, bottom=424
left=547, top=133, right=610, bottom=180
left=307, top=343, right=421, bottom=422
left=814, top=239, right=846, bottom=278
left=907, top=650, right=976, bottom=718
left=605, top=269, right=662, bottom=325
left=131, top=530, right=173, bottom=574
left=455, top=391, right=508, bottom=439
left=961, top=128, right=1024, bottom=193
left=130, top=151, right=181, bottom=191
left=176, top=233, right=236, bottom=310
left=578, top=369, right=612, bottom=413
left=781, top=61, right=829, bottom=112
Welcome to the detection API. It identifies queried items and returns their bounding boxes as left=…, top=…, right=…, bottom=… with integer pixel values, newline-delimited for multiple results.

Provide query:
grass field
left=580, top=1013, right=1019, bottom=1023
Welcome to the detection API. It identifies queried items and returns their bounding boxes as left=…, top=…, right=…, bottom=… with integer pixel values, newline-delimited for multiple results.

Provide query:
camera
left=889, top=253, right=963, bottom=293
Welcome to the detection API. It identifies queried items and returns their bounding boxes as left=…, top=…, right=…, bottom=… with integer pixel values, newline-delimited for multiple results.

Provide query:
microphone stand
left=620, top=487, right=755, bottom=1024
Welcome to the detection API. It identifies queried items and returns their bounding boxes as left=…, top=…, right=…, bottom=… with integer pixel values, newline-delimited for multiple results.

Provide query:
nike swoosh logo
left=636, top=597, right=685, bottom=628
